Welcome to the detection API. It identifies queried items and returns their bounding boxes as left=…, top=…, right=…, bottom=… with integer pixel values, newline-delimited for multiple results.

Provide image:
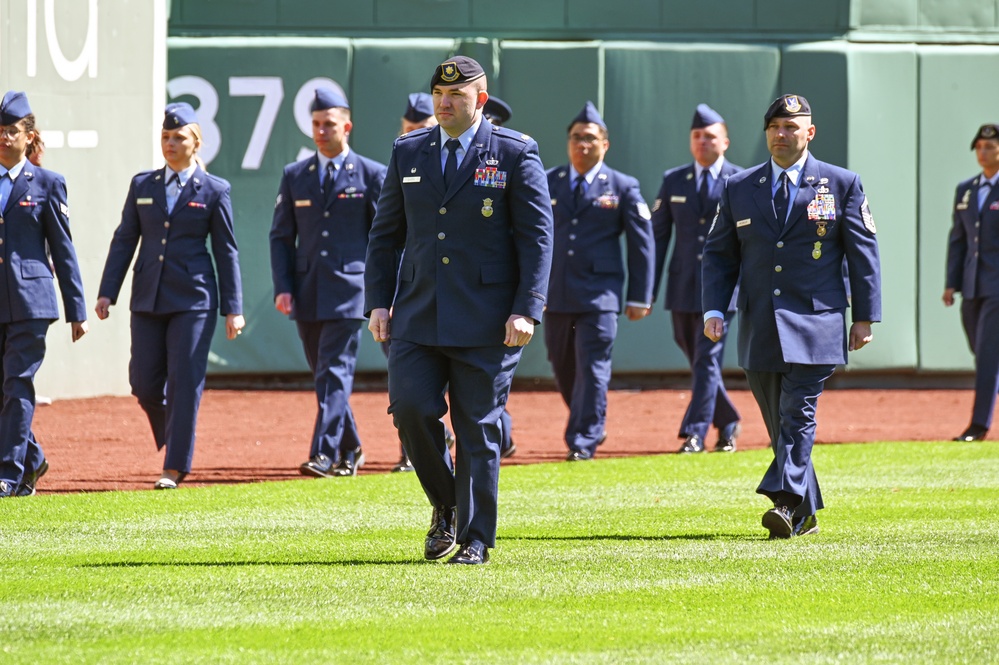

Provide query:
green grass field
left=1, top=441, right=997, bottom=664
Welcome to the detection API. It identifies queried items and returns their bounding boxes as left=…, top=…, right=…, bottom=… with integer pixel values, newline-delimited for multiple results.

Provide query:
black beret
left=430, top=56, right=485, bottom=90
left=971, top=123, right=999, bottom=149
left=0, top=91, right=32, bottom=126
left=763, top=94, right=811, bottom=128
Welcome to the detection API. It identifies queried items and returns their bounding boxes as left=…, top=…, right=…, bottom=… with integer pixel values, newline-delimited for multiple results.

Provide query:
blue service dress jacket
left=701, top=155, right=882, bottom=371
left=545, top=164, right=654, bottom=313
left=0, top=165, right=86, bottom=323
left=651, top=159, right=742, bottom=313
left=365, top=122, right=553, bottom=345
left=946, top=174, right=999, bottom=299
left=98, top=166, right=242, bottom=316
left=270, top=151, right=386, bottom=321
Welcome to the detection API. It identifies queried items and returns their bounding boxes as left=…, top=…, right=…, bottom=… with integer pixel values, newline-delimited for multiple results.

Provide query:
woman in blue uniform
left=95, top=102, right=244, bottom=490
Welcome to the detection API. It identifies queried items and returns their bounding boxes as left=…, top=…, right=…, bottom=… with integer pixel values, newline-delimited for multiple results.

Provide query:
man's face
left=766, top=115, right=815, bottom=168
left=690, top=122, right=729, bottom=168
left=312, top=107, right=352, bottom=158
left=399, top=115, right=438, bottom=137
left=433, top=82, right=486, bottom=137
left=567, top=122, right=609, bottom=175
left=975, top=138, right=999, bottom=176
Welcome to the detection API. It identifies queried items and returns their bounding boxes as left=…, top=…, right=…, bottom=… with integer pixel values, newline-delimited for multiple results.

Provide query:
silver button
left=158, top=255, right=164, bottom=261
left=439, top=207, right=447, bottom=215
left=442, top=256, right=450, bottom=264
left=320, top=250, right=328, bottom=257
left=696, top=254, right=703, bottom=261
left=567, top=250, right=575, bottom=256
left=437, top=232, right=446, bottom=240
left=0, top=257, right=4, bottom=264
left=164, top=221, right=170, bottom=228
left=569, top=234, right=576, bottom=241
left=976, top=222, right=980, bottom=228
left=775, top=265, right=782, bottom=272
left=161, top=238, right=167, bottom=245
left=322, top=230, right=329, bottom=237
left=697, top=236, right=705, bottom=242
left=699, top=218, right=706, bottom=225
left=571, top=219, right=578, bottom=225
left=776, top=241, right=784, bottom=248
left=0, top=238, right=4, bottom=245
left=773, top=288, right=781, bottom=296
left=324, top=212, right=330, bottom=218
left=0, top=218, right=4, bottom=224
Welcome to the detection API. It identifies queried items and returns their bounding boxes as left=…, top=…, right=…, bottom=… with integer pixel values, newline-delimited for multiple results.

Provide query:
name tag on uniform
left=956, top=204, right=968, bottom=210
left=670, top=195, right=687, bottom=203
left=403, top=176, right=421, bottom=184
left=736, top=218, right=751, bottom=228
left=137, top=198, right=154, bottom=205
left=295, top=200, right=312, bottom=207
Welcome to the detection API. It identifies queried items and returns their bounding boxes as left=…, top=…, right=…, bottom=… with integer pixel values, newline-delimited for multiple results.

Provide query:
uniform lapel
left=785, top=156, right=819, bottom=233
left=442, top=121, right=491, bottom=204
left=331, top=152, right=358, bottom=206
left=172, top=165, right=204, bottom=215
left=153, top=167, right=170, bottom=214
left=981, top=176, right=999, bottom=216
left=552, top=168, right=574, bottom=217
left=423, top=127, right=446, bottom=199
left=304, top=154, right=323, bottom=208
left=751, top=164, right=780, bottom=231
left=5, top=167, right=31, bottom=215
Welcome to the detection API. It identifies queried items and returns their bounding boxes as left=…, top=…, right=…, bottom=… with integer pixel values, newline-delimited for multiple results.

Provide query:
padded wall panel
left=374, top=0, right=471, bottom=28
left=661, top=0, right=755, bottom=31
left=917, top=45, right=999, bottom=370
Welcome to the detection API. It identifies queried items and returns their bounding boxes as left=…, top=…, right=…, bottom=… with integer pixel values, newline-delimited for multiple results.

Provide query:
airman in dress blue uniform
left=651, top=104, right=743, bottom=454
left=270, top=88, right=386, bottom=478
left=702, top=94, right=882, bottom=539
left=545, top=102, right=655, bottom=461
left=96, top=102, right=245, bottom=490
left=365, top=56, right=553, bottom=564
left=944, top=123, right=999, bottom=442
left=0, top=91, right=88, bottom=498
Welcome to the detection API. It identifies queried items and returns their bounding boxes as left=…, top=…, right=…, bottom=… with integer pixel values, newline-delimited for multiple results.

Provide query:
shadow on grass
left=77, top=559, right=427, bottom=568
left=506, top=533, right=756, bottom=542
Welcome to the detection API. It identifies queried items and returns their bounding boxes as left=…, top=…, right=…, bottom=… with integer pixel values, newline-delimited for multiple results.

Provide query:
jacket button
left=567, top=249, right=575, bottom=256
left=571, top=219, right=578, bottom=225
left=439, top=207, right=447, bottom=215
left=164, top=221, right=170, bottom=228
left=324, top=212, right=330, bottom=218
left=442, top=256, right=450, bottom=264
left=322, top=230, right=329, bottom=237
left=161, top=238, right=167, bottom=245
left=437, top=232, right=446, bottom=240
left=320, top=250, right=328, bottom=257
left=158, top=255, right=164, bottom=261
left=776, top=241, right=784, bottom=248
left=699, top=218, right=706, bottom=224
left=773, top=288, right=781, bottom=296
left=775, top=265, right=782, bottom=272
left=569, top=234, right=576, bottom=241
left=696, top=254, right=703, bottom=261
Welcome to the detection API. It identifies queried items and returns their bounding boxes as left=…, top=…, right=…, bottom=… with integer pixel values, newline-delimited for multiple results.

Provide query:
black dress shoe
left=763, top=505, right=794, bottom=539
left=300, top=454, right=337, bottom=478
left=678, top=434, right=704, bottom=454
left=713, top=423, right=741, bottom=453
left=153, top=470, right=188, bottom=490
left=16, top=459, right=49, bottom=496
left=424, top=505, right=457, bottom=560
left=448, top=540, right=489, bottom=565
left=793, top=514, right=819, bottom=537
left=565, top=450, right=593, bottom=462
left=391, top=454, right=415, bottom=473
left=954, top=424, right=988, bottom=442
left=0, top=480, right=14, bottom=497
left=332, top=449, right=365, bottom=477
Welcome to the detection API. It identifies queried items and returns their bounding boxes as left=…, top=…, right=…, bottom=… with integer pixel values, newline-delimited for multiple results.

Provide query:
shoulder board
left=491, top=125, right=531, bottom=143
left=396, top=126, right=434, bottom=143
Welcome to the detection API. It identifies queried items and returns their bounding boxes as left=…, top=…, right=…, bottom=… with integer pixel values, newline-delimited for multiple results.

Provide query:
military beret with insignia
left=311, top=87, right=350, bottom=112
left=970, top=123, right=999, bottom=150
left=763, top=94, right=811, bottom=128
left=163, top=102, right=198, bottom=130
left=691, top=103, right=724, bottom=130
left=483, top=96, right=512, bottom=126
left=431, top=56, right=485, bottom=90
left=568, top=100, right=606, bottom=132
left=0, top=91, right=31, bottom=126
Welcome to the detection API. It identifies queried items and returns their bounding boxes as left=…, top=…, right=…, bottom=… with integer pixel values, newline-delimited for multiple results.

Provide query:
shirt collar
left=442, top=120, right=481, bottom=155
left=0, top=158, right=28, bottom=180
left=569, top=161, right=603, bottom=185
left=980, top=172, right=999, bottom=187
left=694, top=156, right=726, bottom=182
left=770, top=152, right=808, bottom=187
left=166, top=162, right=198, bottom=186
left=317, top=147, right=349, bottom=173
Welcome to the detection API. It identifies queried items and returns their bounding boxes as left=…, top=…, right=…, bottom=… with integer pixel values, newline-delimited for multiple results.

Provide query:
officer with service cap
left=400, top=92, right=438, bottom=136
left=365, top=55, right=553, bottom=564
left=944, top=123, right=999, bottom=442
left=0, top=91, right=88, bottom=498
left=96, top=101, right=244, bottom=490
left=545, top=101, right=654, bottom=461
left=483, top=96, right=512, bottom=127
left=702, top=94, right=882, bottom=539
left=270, top=88, right=386, bottom=478
left=651, top=103, right=743, bottom=454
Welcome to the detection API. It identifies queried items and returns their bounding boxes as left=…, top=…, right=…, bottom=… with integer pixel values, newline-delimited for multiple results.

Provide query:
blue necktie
left=444, top=139, right=460, bottom=189
left=697, top=169, right=710, bottom=213
left=165, top=173, right=181, bottom=214
left=573, top=175, right=586, bottom=208
left=773, top=171, right=789, bottom=227
left=323, top=161, right=337, bottom=206
left=979, top=180, right=993, bottom=214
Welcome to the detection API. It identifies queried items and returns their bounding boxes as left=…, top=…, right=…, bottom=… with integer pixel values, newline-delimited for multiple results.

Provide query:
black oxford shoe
left=763, top=505, right=794, bottom=539
left=0, top=480, right=14, bottom=497
left=16, top=459, right=49, bottom=496
left=391, top=454, right=415, bottom=473
left=424, top=505, right=457, bottom=560
left=714, top=423, right=741, bottom=453
left=679, top=434, right=704, bottom=454
left=333, top=449, right=365, bottom=477
left=448, top=540, right=489, bottom=565
left=954, top=424, right=988, bottom=442
left=501, top=439, right=517, bottom=459
left=300, top=454, right=337, bottom=478
left=565, top=450, right=593, bottom=462
left=793, top=514, right=819, bottom=537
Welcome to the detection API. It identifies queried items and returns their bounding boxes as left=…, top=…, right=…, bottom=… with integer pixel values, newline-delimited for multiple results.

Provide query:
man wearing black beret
left=365, top=56, right=553, bottom=564
left=702, top=94, right=882, bottom=539
left=944, top=123, right=999, bottom=443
